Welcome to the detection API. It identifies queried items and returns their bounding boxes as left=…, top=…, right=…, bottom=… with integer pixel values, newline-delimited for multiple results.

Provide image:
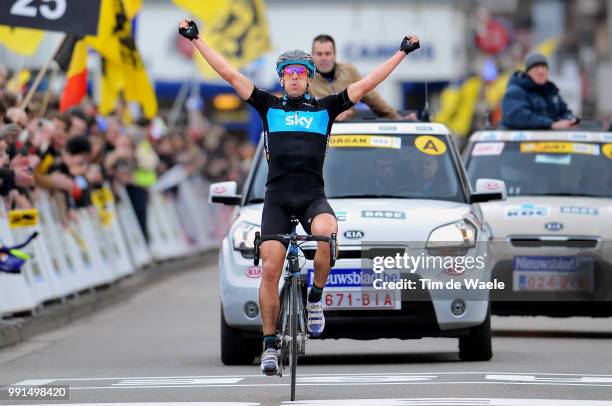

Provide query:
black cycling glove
left=179, top=20, right=199, bottom=41
left=400, top=36, right=420, bottom=54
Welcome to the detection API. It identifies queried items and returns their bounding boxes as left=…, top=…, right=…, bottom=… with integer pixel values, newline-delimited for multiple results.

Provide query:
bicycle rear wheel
left=289, top=276, right=298, bottom=401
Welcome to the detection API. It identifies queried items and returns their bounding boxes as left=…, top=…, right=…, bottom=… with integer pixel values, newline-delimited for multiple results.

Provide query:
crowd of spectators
left=0, top=64, right=256, bottom=241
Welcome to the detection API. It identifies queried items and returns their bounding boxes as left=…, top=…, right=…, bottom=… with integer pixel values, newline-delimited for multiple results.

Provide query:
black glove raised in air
left=400, top=36, right=420, bottom=54
left=179, top=20, right=199, bottom=41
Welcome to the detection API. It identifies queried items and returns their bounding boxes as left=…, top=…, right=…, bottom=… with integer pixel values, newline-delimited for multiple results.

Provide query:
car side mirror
left=470, top=178, right=507, bottom=203
left=209, top=181, right=241, bottom=205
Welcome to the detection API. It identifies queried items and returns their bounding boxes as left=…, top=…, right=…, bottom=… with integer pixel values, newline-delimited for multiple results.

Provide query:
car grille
left=301, top=246, right=406, bottom=261
left=509, top=237, right=599, bottom=248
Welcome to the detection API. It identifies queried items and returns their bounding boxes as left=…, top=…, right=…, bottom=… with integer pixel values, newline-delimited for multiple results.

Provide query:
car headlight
left=426, top=220, right=477, bottom=256
left=232, top=222, right=260, bottom=258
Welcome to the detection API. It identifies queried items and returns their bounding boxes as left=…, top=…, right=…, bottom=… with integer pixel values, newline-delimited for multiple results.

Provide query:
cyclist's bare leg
left=259, top=240, right=286, bottom=335
left=310, top=213, right=338, bottom=287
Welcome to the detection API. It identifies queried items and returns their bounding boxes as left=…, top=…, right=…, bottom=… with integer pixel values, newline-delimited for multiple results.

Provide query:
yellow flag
left=450, top=77, right=483, bottom=136
left=98, top=58, right=123, bottom=116
left=6, top=69, right=31, bottom=94
left=434, top=87, right=461, bottom=125
left=121, top=51, right=158, bottom=119
left=0, top=25, right=45, bottom=56
left=172, top=0, right=225, bottom=21
left=85, top=0, right=128, bottom=64
left=173, top=0, right=271, bottom=78
left=434, top=76, right=483, bottom=137
left=485, top=71, right=511, bottom=108
left=123, top=0, right=143, bottom=19
left=87, top=0, right=157, bottom=118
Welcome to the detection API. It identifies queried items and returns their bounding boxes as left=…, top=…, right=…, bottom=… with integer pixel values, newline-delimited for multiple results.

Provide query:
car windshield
left=467, top=140, right=612, bottom=197
left=246, top=134, right=465, bottom=204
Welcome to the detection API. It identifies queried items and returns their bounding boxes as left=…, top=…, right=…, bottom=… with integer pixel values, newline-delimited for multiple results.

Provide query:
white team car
left=464, top=130, right=612, bottom=316
left=211, top=121, right=506, bottom=365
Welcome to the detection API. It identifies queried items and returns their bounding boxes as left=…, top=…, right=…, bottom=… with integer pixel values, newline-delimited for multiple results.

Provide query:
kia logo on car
left=213, top=186, right=226, bottom=194
left=245, top=266, right=262, bottom=278
left=484, top=182, right=500, bottom=190
left=344, top=230, right=364, bottom=239
left=545, top=222, right=564, bottom=231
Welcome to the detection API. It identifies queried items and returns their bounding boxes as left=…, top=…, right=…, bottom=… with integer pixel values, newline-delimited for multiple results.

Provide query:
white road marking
left=12, top=379, right=55, bottom=386
left=28, top=403, right=258, bottom=406
left=281, top=399, right=612, bottom=406
left=12, top=372, right=612, bottom=391
left=487, top=375, right=612, bottom=385
left=298, top=375, right=437, bottom=383
left=19, top=371, right=612, bottom=381
left=66, top=381, right=612, bottom=390
left=113, top=377, right=244, bottom=386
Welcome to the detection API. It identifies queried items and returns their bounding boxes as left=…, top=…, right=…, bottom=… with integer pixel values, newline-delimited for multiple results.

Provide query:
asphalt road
left=1, top=262, right=611, bottom=406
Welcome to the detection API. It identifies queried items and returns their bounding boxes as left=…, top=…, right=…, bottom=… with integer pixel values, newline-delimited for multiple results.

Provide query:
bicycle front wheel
left=289, top=276, right=299, bottom=401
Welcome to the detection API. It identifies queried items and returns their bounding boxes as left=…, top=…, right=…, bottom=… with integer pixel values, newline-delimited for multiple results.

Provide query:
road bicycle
left=254, top=216, right=336, bottom=401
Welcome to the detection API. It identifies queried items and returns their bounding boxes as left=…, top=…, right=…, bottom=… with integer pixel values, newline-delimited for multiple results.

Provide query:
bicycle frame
left=276, top=221, right=307, bottom=400
left=253, top=219, right=336, bottom=401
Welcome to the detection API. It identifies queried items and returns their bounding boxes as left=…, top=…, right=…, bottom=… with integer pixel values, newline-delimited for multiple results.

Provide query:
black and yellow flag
left=172, top=0, right=271, bottom=78
left=85, top=0, right=156, bottom=118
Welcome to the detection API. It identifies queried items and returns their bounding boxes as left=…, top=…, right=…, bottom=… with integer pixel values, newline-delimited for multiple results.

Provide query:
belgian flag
left=54, top=35, right=88, bottom=112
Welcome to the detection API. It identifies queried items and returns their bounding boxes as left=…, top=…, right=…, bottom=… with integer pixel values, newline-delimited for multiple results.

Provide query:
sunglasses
left=283, top=66, right=308, bottom=76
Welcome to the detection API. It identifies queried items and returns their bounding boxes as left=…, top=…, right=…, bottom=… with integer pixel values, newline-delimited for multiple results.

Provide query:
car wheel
left=458, top=308, right=493, bottom=361
left=220, top=308, right=260, bottom=365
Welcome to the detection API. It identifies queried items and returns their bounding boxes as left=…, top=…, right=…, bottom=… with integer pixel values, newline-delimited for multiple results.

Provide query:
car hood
left=479, top=196, right=612, bottom=238
left=237, top=199, right=470, bottom=244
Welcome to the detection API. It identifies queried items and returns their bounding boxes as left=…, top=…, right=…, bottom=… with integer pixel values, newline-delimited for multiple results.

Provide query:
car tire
left=458, top=309, right=493, bottom=361
left=220, top=308, right=260, bottom=365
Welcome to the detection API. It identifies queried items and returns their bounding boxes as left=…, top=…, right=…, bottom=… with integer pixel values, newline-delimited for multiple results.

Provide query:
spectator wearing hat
left=501, top=52, right=578, bottom=130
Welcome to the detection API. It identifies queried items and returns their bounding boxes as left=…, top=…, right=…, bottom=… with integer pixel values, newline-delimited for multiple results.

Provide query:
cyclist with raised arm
left=178, top=19, right=420, bottom=376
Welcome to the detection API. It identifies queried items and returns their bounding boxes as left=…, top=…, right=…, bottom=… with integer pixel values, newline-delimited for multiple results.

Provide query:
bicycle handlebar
left=259, top=234, right=330, bottom=244
left=253, top=232, right=337, bottom=267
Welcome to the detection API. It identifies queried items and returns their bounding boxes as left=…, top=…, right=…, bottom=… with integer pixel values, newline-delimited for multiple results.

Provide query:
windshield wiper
left=246, top=198, right=264, bottom=204
left=330, top=194, right=413, bottom=199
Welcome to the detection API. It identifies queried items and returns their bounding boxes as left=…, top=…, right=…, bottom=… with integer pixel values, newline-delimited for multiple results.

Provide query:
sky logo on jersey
left=285, top=113, right=313, bottom=128
left=267, top=108, right=329, bottom=134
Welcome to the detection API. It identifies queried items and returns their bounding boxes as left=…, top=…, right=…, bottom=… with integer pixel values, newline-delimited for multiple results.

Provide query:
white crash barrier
left=116, top=186, right=152, bottom=269
left=37, top=193, right=95, bottom=294
left=10, top=200, right=66, bottom=305
left=147, top=192, right=191, bottom=261
left=98, top=191, right=135, bottom=278
left=0, top=176, right=227, bottom=318
left=0, top=200, right=38, bottom=316
left=174, top=177, right=226, bottom=252
left=191, top=176, right=232, bottom=244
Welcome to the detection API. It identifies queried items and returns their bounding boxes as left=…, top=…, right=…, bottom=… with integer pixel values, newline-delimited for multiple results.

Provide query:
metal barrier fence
left=0, top=176, right=231, bottom=317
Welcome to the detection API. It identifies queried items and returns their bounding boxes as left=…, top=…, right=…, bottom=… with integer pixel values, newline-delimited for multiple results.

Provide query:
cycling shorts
left=261, top=178, right=336, bottom=237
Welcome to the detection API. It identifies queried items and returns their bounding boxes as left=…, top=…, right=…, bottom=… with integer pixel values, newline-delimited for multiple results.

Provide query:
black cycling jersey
left=246, top=87, right=354, bottom=187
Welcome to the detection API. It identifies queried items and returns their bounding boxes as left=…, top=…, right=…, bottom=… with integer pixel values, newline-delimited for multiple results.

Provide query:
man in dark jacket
left=501, top=53, right=578, bottom=130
